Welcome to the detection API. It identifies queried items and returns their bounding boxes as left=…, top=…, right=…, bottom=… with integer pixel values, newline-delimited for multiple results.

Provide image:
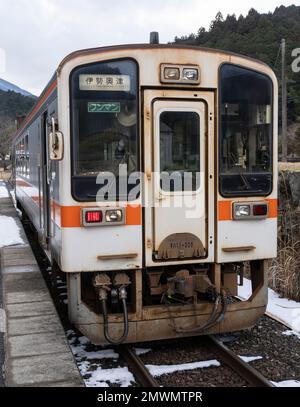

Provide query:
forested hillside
left=0, top=89, right=36, bottom=158
left=0, top=89, right=36, bottom=119
left=174, top=4, right=300, bottom=155
left=1, top=5, right=300, bottom=158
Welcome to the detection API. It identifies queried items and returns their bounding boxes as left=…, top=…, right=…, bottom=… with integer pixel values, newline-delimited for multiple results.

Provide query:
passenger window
left=21, top=138, right=25, bottom=176
left=25, top=134, right=29, bottom=178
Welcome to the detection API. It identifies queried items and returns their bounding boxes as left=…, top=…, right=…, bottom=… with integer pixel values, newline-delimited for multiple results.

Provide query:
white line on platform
left=0, top=308, right=6, bottom=333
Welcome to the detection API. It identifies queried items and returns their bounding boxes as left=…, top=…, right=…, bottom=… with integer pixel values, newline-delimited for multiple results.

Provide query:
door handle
left=156, top=193, right=167, bottom=201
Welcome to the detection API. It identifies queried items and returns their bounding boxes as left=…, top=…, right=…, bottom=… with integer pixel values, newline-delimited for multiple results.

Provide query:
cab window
left=219, top=64, right=273, bottom=197
left=70, top=59, right=138, bottom=201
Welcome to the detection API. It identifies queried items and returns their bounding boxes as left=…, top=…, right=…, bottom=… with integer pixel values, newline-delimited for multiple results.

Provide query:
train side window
left=18, top=141, right=21, bottom=175
left=159, top=111, right=200, bottom=192
left=15, top=143, right=19, bottom=173
left=18, top=141, right=21, bottom=174
left=25, top=134, right=29, bottom=178
left=21, top=138, right=25, bottom=176
left=219, top=64, right=273, bottom=197
left=19, top=141, right=22, bottom=174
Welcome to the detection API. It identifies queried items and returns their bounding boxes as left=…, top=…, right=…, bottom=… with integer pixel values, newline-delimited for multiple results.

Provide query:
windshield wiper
left=238, top=172, right=251, bottom=190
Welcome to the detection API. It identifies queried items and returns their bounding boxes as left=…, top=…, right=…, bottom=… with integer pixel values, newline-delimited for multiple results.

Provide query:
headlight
left=161, top=64, right=200, bottom=84
left=233, top=204, right=250, bottom=219
left=105, top=209, right=123, bottom=223
left=183, top=68, right=198, bottom=81
left=164, top=67, right=180, bottom=80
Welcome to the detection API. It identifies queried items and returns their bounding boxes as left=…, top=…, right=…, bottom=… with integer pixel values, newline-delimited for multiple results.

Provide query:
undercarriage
left=67, top=260, right=268, bottom=345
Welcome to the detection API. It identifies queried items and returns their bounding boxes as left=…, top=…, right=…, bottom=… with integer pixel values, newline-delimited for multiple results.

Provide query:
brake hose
left=101, top=296, right=129, bottom=345
left=174, top=295, right=221, bottom=334
left=165, top=289, right=228, bottom=334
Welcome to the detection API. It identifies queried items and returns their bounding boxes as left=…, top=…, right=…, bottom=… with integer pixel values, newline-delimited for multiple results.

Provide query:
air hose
left=101, top=288, right=129, bottom=345
left=164, top=289, right=228, bottom=334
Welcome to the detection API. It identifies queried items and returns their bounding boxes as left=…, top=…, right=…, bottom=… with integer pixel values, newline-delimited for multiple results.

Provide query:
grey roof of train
left=57, top=43, right=271, bottom=72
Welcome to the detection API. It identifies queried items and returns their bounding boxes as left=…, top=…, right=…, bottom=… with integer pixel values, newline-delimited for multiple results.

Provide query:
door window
left=159, top=111, right=200, bottom=192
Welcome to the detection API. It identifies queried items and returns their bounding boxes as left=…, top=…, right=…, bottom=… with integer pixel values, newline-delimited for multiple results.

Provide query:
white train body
left=13, top=44, right=278, bottom=344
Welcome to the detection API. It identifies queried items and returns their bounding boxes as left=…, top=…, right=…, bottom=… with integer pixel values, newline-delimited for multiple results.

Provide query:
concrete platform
left=0, top=182, right=83, bottom=387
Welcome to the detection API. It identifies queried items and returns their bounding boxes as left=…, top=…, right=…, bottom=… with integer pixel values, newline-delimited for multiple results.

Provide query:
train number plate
left=157, top=233, right=205, bottom=260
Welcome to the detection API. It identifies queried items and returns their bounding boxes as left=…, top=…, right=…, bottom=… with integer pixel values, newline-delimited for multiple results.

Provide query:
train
left=12, top=34, right=278, bottom=345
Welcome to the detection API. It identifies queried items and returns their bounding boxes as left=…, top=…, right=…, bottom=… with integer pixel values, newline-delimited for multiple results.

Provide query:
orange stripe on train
left=16, top=182, right=142, bottom=227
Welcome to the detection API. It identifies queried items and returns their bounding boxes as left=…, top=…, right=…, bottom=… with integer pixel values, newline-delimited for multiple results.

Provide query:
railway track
left=204, top=336, right=273, bottom=387
left=118, top=346, right=160, bottom=387
left=117, top=336, right=273, bottom=388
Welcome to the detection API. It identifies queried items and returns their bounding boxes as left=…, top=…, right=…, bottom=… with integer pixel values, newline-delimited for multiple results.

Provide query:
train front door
left=143, top=89, right=215, bottom=266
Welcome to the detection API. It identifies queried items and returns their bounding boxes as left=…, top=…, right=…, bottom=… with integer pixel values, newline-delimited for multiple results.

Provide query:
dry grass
left=270, top=238, right=300, bottom=300
left=269, top=171, right=300, bottom=301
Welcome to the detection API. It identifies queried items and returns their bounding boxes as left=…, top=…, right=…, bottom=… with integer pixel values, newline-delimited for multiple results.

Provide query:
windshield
left=219, top=64, right=273, bottom=197
left=70, top=59, right=138, bottom=201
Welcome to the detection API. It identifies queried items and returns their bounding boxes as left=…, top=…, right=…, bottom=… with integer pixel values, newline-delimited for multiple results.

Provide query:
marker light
left=82, top=208, right=124, bottom=226
left=164, top=67, right=180, bottom=80
left=253, top=204, right=268, bottom=216
left=183, top=68, right=199, bottom=81
left=85, top=210, right=102, bottom=223
left=105, top=209, right=123, bottom=223
left=233, top=204, right=251, bottom=219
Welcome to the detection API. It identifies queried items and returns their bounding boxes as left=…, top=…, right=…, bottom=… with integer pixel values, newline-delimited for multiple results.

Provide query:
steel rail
left=118, top=345, right=159, bottom=387
left=205, top=335, right=274, bottom=387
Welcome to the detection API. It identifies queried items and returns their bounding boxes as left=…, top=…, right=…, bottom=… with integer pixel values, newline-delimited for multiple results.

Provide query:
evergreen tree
left=174, top=5, right=300, bottom=155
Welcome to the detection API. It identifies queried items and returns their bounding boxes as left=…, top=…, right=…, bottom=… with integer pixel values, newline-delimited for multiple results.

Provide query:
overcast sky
left=0, top=0, right=299, bottom=95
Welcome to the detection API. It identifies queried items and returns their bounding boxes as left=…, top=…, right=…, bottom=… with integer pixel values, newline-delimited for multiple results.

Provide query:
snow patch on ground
left=84, top=366, right=135, bottom=387
left=146, top=359, right=220, bottom=377
left=78, top=336, right=90, bottom=345
left=71, top=344, right=119, bottom=360
left=239, top=355, right=263, bottom=363
left=68, top=336, right=76, bottom=345
left=68, top=324, right=218, bottom=387
left=86, top=349, right=119, bottom=360
left=67, top=330, right=131, bottom=387
left=238, top=278, right=300, bottom=332
left=69, top=334, right=120, bottom=360
left=0, top=215, right=24, bottom=247
left=271, top=380, right=300, bottom=387
left=78, top=361, right=90, bottom=376
left=0, top=185, right=9, bottom=198
left=282, top=330, right=300, bottom=340
left=0, top=308, right=6, bottom=333
left=10, top=189, right=16, bottom=206
left=134, top=347, right=152, bottom=356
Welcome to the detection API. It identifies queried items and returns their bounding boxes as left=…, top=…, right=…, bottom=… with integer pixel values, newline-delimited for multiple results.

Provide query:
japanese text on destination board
left=79, top=74, right=130, bottom=91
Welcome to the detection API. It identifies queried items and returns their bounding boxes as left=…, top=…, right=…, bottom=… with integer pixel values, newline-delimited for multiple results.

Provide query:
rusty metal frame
left=72, top=260, right=267, bottom=345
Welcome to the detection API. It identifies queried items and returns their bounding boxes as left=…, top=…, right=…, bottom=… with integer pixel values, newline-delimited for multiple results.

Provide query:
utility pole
left=281, top=38, right=287, bottom=162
